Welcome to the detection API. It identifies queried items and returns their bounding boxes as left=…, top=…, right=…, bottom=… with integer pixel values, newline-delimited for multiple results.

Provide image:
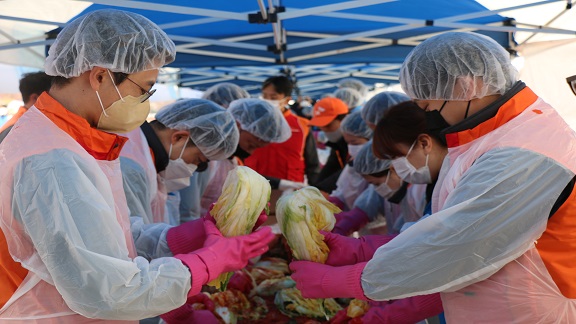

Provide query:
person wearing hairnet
left=200, top=98, right=291, bottom=210
left=201, top=82, right=250, bottom=108
left=290, top=32, right=576, bottom=322
left=178, top=83, right=251, bottom=224
left=245, top=76, right=320, bottom=189
left=326, top=143, right=443, bottom=323
left=329, top=92, right=412, bottom=234
left=120, top=99, right=239, bottom=225
left=360, top=91, right=409, bottom=129
left=327, top=112, right=372, bottom=211
left=332, top=139, right=427, bottom=236
left=0, top=9, right=274, bottom=323
left=334, top=87, right=364, bottom=114
left=338, top=77, right=369, bottom=99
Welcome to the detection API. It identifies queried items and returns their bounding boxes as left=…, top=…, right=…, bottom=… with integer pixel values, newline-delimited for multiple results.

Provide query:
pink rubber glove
left=332, top=207, right=370, bottom=236
left=289, top=261, right=368, bottom=300
left=175, top=220, right=275, bottom=296
left=362, top=294, right=443, bottom=324
left=167, top=218, right=207, bottom=255
left=323, top=231, right=397, bottom=266
left=328, top=196, right=346, bottom=210
left=167, top=204, right=269, bottom=254
left=161, top=293, right=219, bottom=324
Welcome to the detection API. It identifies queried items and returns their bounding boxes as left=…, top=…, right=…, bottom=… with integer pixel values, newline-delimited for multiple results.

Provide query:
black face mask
left=233, top=145, right=251, bottom=161
left=197, top=161, right=209, bottom=172
left=387, top=181, right=409, bottom=204
left=425, top=101, right=451, bottom=146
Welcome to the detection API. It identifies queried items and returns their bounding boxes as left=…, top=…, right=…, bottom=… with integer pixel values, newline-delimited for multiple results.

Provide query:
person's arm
left=303, top=130, right=320, bottom=184
left=120, top=156, right=154, bottom=224
left=362, top=147, right=572, bottom=300
left=330, top=165, right=369, bottom=211
left=13, top=150, right=191, bottom=320
left=362, top=294, right=443, bottom=324
left=353, top=186, right=385, bottom=222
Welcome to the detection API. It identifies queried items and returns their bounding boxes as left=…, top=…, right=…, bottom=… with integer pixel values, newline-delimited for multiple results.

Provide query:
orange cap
left=309, top=97, right=349, bottom=127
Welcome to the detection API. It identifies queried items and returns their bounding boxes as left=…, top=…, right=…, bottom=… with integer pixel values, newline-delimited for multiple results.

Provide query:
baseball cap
left=309, top=97, right=349, bottom=127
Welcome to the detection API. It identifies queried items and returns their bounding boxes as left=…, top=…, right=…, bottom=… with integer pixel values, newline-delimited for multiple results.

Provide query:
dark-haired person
left=245, top=75, right=320, bottom=189
left=309, top=97, right=350, bottom=193
left=290, top=32, right=576, bottom=322
left=332, top=102, right=442, bottom=237
left=0, top=71, right=53, bottom=142
left=0, top=9, right=273, bottom=322
left=328, top=140, right=443, bottom=323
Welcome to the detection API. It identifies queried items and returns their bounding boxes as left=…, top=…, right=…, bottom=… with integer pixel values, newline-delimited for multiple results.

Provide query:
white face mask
left=347, top=144, right=363, bottom=159
left=259, top=97, right=283, bottom=110
left=391, top=140, right=431, bottom=184
left=96, top=70, right=150, bottom=133
left=324, top=129, right=343, bottom=143
left=164, top=137, right=198, bottom=181
left=165, top=176, right=192, bottom=192
left=374, top=171, right=396, bottom=198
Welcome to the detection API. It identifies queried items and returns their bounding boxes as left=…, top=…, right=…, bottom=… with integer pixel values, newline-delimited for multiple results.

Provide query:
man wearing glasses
left=0, top=9, right=272, bottom=322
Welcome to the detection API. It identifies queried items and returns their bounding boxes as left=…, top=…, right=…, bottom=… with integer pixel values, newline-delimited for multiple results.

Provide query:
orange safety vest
left=0, top=93, right=135, bottom=323
left=438, top=87, right=576, bottom=321
left=244, top=110, right=309, bottom=182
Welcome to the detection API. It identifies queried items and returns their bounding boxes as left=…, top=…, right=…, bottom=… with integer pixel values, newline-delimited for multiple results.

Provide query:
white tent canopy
left=478, top=0, right=576, bottom=129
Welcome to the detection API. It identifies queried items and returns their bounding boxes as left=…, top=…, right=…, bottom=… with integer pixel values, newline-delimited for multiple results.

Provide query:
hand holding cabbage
left=208, top=166, right=272, bottom=289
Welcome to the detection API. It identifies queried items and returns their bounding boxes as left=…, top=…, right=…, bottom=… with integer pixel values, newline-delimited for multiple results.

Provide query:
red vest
left=244, top=110, right=309, bottom=182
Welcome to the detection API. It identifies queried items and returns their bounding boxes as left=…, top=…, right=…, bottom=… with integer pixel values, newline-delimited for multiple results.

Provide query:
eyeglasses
left=120, top=73, right=156, bottom=102
left=566, top=75, right=576, bottom=97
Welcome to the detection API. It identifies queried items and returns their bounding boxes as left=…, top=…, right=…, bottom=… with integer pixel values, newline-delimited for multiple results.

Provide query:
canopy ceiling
left=1, top=1, right=575, bottom=96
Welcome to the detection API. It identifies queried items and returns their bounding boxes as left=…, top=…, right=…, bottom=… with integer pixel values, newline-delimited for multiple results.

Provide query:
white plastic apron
left=121, top=128, right=167, bottom=224
left=0, top=108, right=137, bottom=323
left=435, top=96, right=576, bottom=322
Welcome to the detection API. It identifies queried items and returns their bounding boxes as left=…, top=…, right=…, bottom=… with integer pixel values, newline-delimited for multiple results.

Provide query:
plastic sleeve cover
left=362, top=147, right=573, bottom=300
left=12, top=151, right=192, bottom=320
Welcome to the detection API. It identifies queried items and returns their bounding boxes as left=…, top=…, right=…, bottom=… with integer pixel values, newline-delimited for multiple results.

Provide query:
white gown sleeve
left=353, top=185, right=385, bottom=221
left=362, top=147, right=574, bottom=300
left=12, top=150, right=191, bottom=320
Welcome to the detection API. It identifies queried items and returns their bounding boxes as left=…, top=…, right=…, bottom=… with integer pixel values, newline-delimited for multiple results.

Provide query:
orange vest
left=244, top=110, right=309, bottom=182
left=0, top=93, right=127, bottom=308
left=444, top=87, right=576, bottom=298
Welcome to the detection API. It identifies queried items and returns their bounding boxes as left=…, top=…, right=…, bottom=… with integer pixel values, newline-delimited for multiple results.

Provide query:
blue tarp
left=68, top=0, right=512, bottom=95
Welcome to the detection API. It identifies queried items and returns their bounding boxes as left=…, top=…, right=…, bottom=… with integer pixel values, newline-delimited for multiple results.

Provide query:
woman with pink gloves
left=291, top=32, right=576, bottom=322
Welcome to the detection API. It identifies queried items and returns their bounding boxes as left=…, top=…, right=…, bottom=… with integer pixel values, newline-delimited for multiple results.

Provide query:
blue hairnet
left=400, top=32, right=518, bottom=101
left=228, top=98, right=291, bottom=143
left=361, top=91, right=409, bottom=125
left=341, top=111, right=373, bottom=139
left=353, top=141, right=391, bottom=175
left=45, top=9, right=175, bottom=77
left=338, top=78, right=368, bottom=97
left=202, top=83, right=250, bottom=108
left=334, top=88, right=364, bottom=109
left=155, top=99, right=239, bottom=161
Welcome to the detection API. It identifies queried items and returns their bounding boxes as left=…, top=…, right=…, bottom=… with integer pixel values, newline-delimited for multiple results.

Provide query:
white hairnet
left=45, top=9, right=176, bottom=78
left=155, top=99, right=239, bottom=161
left=334, top=88, right=364, bottom=109
left=338, top=78, right=368, bottom=97
left=361, top=91, right=409, bottom=125
left=341, top=111, right=373, bottom=139
left=202, top=83, right=250, bottom=108
left=353, top=141, right=391, bottom=175
left=400, top=32, right=518, bottom=101
left=228, top=98, right=291, bottom=143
